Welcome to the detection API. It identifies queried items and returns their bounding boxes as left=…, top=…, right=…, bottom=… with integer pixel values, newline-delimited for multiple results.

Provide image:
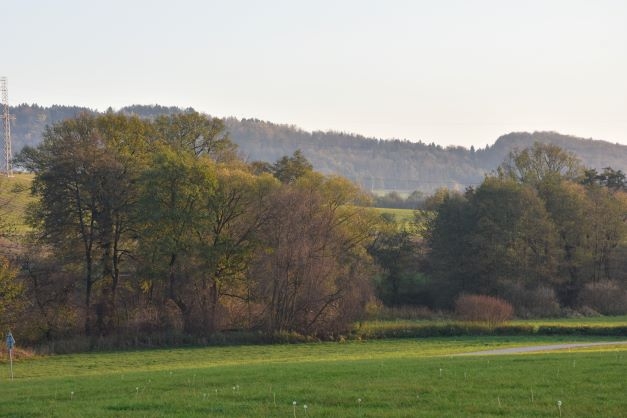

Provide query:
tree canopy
left=13, top=112, right=381, bottom=340
left=6, top=122, right=627, bottom=345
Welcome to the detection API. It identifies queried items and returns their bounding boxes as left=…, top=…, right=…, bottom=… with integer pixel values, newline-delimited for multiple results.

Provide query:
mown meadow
left=2, top=336, right=627, bottom=417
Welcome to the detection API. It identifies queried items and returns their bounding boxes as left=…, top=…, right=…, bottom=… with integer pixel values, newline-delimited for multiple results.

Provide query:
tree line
left=372, top=143, right=627, bottom=317
left=2, top=112, right=379, bottom=343
left=1, top=113, right=627, bottom=347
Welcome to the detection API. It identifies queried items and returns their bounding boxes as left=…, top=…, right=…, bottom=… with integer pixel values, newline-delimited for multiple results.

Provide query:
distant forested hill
left=225, top=117, right=487, bottom=192
left=8, top=104, right=627, bottom=193
left=10, top=104, right=95, bottom=150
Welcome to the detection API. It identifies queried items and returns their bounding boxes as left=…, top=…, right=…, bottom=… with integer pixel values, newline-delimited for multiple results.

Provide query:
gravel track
left=459, top=341, right=627, bottom=356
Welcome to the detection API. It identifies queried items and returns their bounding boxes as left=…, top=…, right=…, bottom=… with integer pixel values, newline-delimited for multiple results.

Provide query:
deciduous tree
left=251, top=173, right=377, bottom=335
left=499, top=142, right=583, bottom=186
left=17, top=113, right=152, bottom=335
left=136, top=146, right=217, bottom=332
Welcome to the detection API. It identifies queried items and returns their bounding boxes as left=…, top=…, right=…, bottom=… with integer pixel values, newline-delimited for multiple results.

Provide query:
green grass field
left=2, top=337, right=626, bottom=417
left=372, top=207, right=416, bottom=223
left=0, top=173, right=34, bottom=232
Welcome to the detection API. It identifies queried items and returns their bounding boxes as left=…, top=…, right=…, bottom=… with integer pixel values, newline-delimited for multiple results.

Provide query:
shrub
left=578, top=280, right=627, bottom=315
left=454, top=294, right=514, bottom=329
left=499, top=282, right=561, bottom=318
left=0, top=258, right=23, bottom=331
left=527, top=286, right=562, bottom=317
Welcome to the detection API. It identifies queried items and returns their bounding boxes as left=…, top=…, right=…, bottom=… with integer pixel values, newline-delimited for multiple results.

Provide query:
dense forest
left=8, top=104, right=627, bottom=193
left=1, top=109, right=627, bottom=350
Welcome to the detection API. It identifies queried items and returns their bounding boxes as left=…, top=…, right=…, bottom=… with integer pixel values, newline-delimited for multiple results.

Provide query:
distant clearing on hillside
left=0, top=173, right=34, bottom=233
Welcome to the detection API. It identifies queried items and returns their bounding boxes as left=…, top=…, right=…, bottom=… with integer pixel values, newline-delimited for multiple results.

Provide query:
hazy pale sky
left=4, top=0, right=627, bottom=148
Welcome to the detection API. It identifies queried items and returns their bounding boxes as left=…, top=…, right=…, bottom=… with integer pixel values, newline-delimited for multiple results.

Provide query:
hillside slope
left=7, top=104, right=627, bottom=193
left=226, top=119, right=627, bottom=192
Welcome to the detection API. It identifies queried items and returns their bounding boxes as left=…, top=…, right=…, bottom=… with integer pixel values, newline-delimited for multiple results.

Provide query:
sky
left=3, top=0, right=627, bottom=148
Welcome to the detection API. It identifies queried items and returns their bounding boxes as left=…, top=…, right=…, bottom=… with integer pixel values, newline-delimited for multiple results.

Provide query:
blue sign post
left=6, top=331, right=15, bottom=380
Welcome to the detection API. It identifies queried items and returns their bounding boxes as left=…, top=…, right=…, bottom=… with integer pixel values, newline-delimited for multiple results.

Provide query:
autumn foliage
left=454, top=294, right=514, bottom=328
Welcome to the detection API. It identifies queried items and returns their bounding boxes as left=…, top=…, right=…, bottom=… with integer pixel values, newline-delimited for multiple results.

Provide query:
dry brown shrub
left=0, top=347, right=37, bottom=360
left=502, top=284, right=561, bottom=318
left=454, top=294, right=514, bottom=328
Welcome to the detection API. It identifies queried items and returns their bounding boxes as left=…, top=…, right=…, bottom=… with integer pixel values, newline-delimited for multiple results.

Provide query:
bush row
left=30, top=322, right=627, bottom=355
left=351, top=323, right=627, bottom=340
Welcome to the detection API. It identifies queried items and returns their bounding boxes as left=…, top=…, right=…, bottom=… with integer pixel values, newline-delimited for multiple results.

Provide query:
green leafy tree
left=498, top=142, right=583, bottom=186
left=428, top=178, right=560, bottom=309
left=153, top=111, right=237, bottom=162
left=425, top=191, right=474, bottom=306
left=585, top=186, right=627, bottom=284
left=17, top=113, right=152, bottom=335
left=537, top=179, right=590, bottom=305
left=193, top=166, right=278, bottom=332
left=136, top=146, right=217, bottom=333
left=368, top=225, right=427, bottom=306
left=539, top=174, right=627, bottom=306
left=272, top=150, right=313, bottom=184
left=581, top=167, right=626, bottom=191
left=19, top=117, right=102, bottom=335
left=136, top=149, right=276, bottom=334
left=469, top=177, right=560, bottom=296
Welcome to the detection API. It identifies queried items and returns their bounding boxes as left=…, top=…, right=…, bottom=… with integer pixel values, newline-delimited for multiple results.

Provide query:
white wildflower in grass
left=293, top=401, right=297, bottom=417
left=70, top=391, right=74, bottom=400
left=304, top=404, right=308, bottom=416
left=557, top=400, right=562, bottom=417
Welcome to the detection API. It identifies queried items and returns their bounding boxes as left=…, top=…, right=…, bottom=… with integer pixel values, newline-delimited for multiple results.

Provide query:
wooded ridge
left=9, top=104, right=627, bottom=193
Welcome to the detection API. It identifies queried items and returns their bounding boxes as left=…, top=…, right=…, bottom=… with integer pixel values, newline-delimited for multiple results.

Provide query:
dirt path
left=459, top=341, right=627, bottom=356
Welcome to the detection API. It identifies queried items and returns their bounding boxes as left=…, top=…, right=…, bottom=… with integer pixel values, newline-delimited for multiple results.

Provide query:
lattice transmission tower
left=1, top=77, right=14, bottom=177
